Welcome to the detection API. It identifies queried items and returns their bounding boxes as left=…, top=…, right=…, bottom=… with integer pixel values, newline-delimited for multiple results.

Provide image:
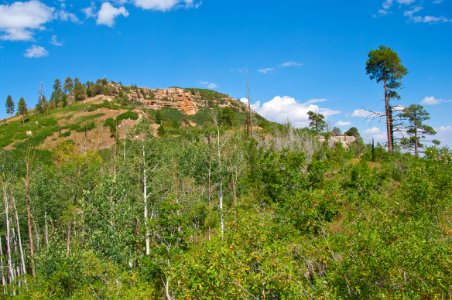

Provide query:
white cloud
left=254, top=96, right=339, bottom=128
left=404, top=6, right=423, bottom=17
left=57, top=9, right=79, bottom=23
left=363, top=127, right=386, bottom=143
left=421, top=96, right=451, bottom=105
left=258, top=67, right=274, bottom=74
left=280, top=60, right=303, bottom=68
left=421, top=96, right=440, bottom=105
left=83, top=2, right=97, bottom=18
left=377, top=0, right=451, bottom=23
left=351, top=109, right=377, bottom=118
left=411, top=15, right=452, bottom=23
left=96, top=2, right=129, bottom=27
left=24, top=45, right=48, bottom=58
left=133, top=0, right=200, bottom=11
left=50, top=35, right=63, bottom=46
left=200, top=81, right=218, bottom=89
left=0, top=0, right=54, bottom=41
left=365, top=127, right=382, bottom=134
left=335, top=120, right=352, bottom=127
left=434, top=125, right=452, bottom=147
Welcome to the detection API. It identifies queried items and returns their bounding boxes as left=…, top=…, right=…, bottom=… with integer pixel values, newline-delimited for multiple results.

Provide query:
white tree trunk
left=0, top=237, right=7, bottom=294
left=2, top=184, right=14, bottom=284
left=217, top=126, right=224, bottom=238
left=44, top=211, right=49, bottom=250
left=12, top=196, right=26, bottom=277
left=142, top=143, right=150, bottom=256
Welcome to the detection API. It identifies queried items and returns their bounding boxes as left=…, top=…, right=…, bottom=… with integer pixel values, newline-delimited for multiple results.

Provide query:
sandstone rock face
left=317, top=135, right=357, bottom=148
left=102, top=83, right=244, bottom=116
left=135, top=87, right=241, bottom=115
left=331, top=135, right=357, bottom=148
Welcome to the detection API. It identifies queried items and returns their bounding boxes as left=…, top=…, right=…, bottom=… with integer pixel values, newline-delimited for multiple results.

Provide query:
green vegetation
left=0, top=71, right=449, bottom=299
left=0, top=117, right=450, bottom=298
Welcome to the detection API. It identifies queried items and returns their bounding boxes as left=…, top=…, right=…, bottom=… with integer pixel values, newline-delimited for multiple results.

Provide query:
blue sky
left=1, top=0, right=451, bottom=146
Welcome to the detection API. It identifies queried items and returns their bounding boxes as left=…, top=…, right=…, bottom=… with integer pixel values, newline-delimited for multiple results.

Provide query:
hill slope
left=1, top=81, right=257, bottom=155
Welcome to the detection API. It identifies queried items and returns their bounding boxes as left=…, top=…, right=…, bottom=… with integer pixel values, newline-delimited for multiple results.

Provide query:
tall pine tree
left=18, top=98, right=28, bottom=122
left=6, top=95, right=14, bottom=116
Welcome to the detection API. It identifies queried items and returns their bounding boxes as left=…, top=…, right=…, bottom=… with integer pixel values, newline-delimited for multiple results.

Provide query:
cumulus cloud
left=421, top=96, right=451, bottom=105
left=200, top=81, right=218, bottom=89
left=363, top=127, right=386, bottom=143
left=133, top=0, right=200, bottom=11
left=253, top=96, right=339, bottom=128
left=351, top=109, right=376, bottom=118
left=96, top=2, right=129, bottom=27
left=335, top=120, right=352, bottom=127
left=0, top=0, right=54, bottom=41
left=24, top=45, right=48, bottom=58
left=434, top=125, right=452, bottom=147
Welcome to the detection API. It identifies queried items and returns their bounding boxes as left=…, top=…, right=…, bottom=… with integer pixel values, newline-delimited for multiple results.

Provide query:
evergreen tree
left=64, top=77, right=73, bottom=94
left=307, top=111, right=326, bottom=133
left=6, top=95, right=14, bottom=116
left=345, top=127, right=362, bottom=140
left=51, top=79, right=63, bottom=108
left=18, top=97, right=28, bottom=121
left=331, top=127, right=342, bottom=136
left=366, top=45, right=408, bottom=152
left=35, top=95, right=48, bottom=114
left=72, top=78, right=87, bottom=101
left=400, top=104, right=436, bottom=157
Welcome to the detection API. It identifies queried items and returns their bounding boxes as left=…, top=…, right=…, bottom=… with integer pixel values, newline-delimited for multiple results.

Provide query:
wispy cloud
left=258, top=68, right=274, bottom=74
left=24, top=45, right=48, bottom=58
left=280, top=60, right=303, bottom=68
left=132, top=0, right=201, bottom=11
left=377, top=0, right=451, bottom=23
left=421, top=96, right=452, bottom=105
left=50, top=35, right=63, bottom=46
left=335, top=120, right=352, bottom=127
left=351, top=109, right=375, bottom=118
left=258, top=60, right=303, bottom=75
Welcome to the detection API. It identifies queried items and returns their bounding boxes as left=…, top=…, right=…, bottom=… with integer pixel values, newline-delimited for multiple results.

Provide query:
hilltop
left=0, top=79, right=265, bottom=157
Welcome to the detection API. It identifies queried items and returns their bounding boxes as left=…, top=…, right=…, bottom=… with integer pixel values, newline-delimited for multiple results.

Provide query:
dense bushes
left=0, top=125, right=450, bottom=299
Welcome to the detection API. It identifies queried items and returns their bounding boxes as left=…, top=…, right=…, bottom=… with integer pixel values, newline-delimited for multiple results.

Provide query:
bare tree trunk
left=142, top=142, right=150, bottom=256
left=2, top=184, right=14, bottom=284
left=384, top=79, right=393, bottom=152
left=0, top=237, right=7, bottom=294
left=44, top=211, right=49, bottom=250
left=11, top=196, right=26, bottom=277
left=207, top=135, right=212, bottom=241
left=24, top=159, right=35, bottom=277
left=216, top=126, right=224, bottom=238
left=164, top=276, right=172, bottom=300
left=33, top=218, right=40, bottom=252
left=414, top=114, right=419, bottom=157
left=66, top=222, right=71, bottom=258
left=232, top=166, right=238, bottom=223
